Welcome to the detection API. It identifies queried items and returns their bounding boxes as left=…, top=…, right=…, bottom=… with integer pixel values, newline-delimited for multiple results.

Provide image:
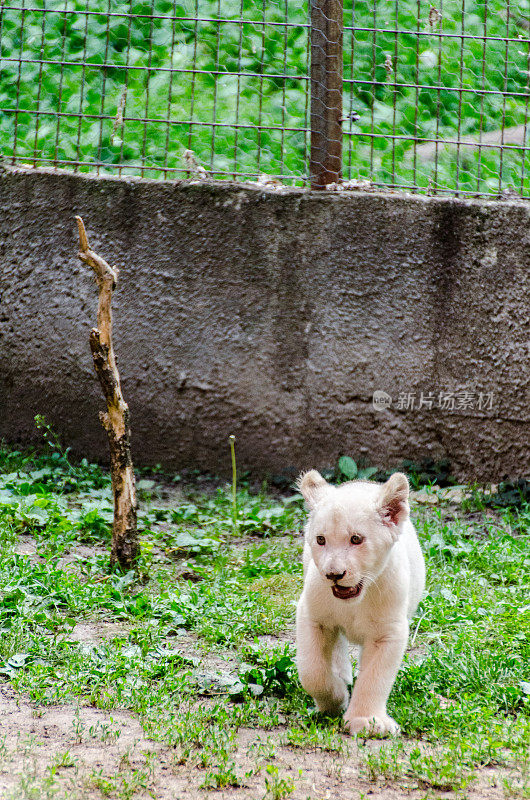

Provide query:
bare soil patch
left=0, top=683, right=514, bottom=800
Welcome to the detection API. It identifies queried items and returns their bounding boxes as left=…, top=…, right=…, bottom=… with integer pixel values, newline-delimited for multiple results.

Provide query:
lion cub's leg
left=331, top=632, right=353, bottom=687
left=344, top=627, right=408, bottom=736
left=296, top=613, right=349, bottom=715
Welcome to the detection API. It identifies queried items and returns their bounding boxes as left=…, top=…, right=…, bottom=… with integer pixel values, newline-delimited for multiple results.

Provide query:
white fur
left=296, top=470, right=425, bottom=736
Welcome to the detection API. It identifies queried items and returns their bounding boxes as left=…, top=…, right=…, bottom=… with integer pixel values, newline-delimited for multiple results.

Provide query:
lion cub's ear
left=377, top=472, right=410, bottom=533
left=297, top=470, right=329, bottom=509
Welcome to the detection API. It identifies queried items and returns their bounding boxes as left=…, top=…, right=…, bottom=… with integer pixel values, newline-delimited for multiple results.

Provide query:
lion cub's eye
left=316, top=535, right=326, bottom=546
left=350, top=533, right=364, bottom=545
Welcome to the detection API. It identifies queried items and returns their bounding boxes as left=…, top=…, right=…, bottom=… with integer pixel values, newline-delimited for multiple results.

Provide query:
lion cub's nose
left=326, top=571, right=346, bottom=582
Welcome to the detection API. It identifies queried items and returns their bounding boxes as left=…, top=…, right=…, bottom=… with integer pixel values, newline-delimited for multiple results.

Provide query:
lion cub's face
left=298, top=470, right=410, bottom=601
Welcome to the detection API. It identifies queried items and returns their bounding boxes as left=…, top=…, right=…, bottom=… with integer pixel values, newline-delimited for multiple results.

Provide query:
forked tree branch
left=76, top=216, right=139, bottom=570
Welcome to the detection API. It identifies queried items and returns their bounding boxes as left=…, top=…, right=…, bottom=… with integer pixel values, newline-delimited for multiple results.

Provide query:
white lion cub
left=296, top=470, right=425, bottom=736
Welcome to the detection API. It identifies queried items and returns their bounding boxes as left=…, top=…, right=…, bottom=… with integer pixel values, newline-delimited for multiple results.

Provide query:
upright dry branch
left=76, top=216, right=139, bottom=570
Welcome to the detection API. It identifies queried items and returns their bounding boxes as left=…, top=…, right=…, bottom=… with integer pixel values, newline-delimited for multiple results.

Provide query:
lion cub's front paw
left=344, top=713, right=400, bottom=737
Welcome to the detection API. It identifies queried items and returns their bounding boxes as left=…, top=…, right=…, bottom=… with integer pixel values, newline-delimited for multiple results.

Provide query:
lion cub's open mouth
left=332, top=581, right=363, bottom=600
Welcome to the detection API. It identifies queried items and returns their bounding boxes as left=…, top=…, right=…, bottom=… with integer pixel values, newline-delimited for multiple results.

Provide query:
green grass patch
left=0, top=443, right=528, bottom=794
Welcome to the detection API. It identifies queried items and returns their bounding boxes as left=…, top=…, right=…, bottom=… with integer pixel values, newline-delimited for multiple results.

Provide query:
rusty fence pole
left=310, top=0, right=344, bottom=189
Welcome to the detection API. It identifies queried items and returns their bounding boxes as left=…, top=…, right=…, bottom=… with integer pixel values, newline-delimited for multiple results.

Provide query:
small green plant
left=401, top=457, right=455, bottom=488
left=51, top=750, right=76, bottom=768
left=282, top=722, right=346, bottom=753
left=201, top=757, right=242, bottom=790
left=88, top=720, right=121, bottom=743
left=408, top=745, right=475, bottom=791
left=34, top=415, right=73, bottom=470
left=77, top=507, right=112, bottom=543
left=461, top=483, right=489, bottom=512
left=32, top=415, right=108, bottom=492
left=502, top=775, right=530, bottom=798
left=263, top=764, right=294, bottom=800
left=337, top=455, right=378, bottom=483
left=229, top=434, right=238, bottom=533
left=89, top=764, right=153, bottom=800
left=360, top=740, right=406, bottom=782
left=72, top=709, right=85, bottom=744
left=486, top=479, right=530, bottom=509
left=238, top=644, right=298, bottom=699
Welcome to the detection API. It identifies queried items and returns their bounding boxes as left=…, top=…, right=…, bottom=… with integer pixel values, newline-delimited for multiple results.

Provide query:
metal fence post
left=310, top=0, right=344, bottom=189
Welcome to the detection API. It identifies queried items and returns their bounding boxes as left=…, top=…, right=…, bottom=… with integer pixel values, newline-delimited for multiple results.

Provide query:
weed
left=503, top=775, right=530, bottom=798
left=51, top=750, right=76, bottom=769
left=34, top=415, right=74, bottom=473
left=336, top=456, right=378, bottom=483
left=360, top=740, right=406, bottom=782
left=461, top=483, right=490, bottom=512
left=282, top=721, right=347, bottom=753
left=263, top=764, right=295, bottom=800
left=89, top=764, right=153, bottom=800
left=201, top=756, right=242, bottom=789
left=408, top=744, right=475, bottom=791
left=88, top=719, right=122, bottom=743
left=247, top=736, right=277, bottom=761
left=72, top=708, right=85, bottom=743
left=238, top=643, right=299, bottom=699
left=401, top=458, right=455, bottom=489
left=229, top=434, right=238, bottom=534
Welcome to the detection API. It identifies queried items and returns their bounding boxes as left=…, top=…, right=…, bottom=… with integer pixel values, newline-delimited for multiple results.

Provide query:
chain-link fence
left=1, top=0, right=529, bottom=196
left=341, top=0, right=530, bottom=197
left=0, top=0, right=310, bottom=181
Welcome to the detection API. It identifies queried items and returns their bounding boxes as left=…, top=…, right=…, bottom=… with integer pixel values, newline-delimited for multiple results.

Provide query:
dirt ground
left=0, top=642, right=514, bottom=800
left=0, top=684, right=512, bottom=800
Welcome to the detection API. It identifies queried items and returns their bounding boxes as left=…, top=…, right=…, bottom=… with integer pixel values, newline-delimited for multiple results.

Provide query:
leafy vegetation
left=336, top=455, right=378, bottom=482
left=0, top=442, right=528, bottom=796
left=1, top=0, right=529, bottom=193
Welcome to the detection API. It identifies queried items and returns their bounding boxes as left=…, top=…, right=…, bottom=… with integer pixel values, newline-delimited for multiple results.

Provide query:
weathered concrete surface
left=1, top=166, right=529, bottom=480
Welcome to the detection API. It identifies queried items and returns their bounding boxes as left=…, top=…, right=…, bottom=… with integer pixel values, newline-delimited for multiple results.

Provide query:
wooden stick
left=76, top=216, right=139, bottom=570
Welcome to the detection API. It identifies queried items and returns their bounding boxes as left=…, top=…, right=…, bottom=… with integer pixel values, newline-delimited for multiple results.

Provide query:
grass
left=0, top=440, right=528, bottom=797
left=0, top=0, right=529, bottom=194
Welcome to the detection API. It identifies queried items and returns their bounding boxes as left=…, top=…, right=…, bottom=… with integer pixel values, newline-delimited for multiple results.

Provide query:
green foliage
left=400, top=457, right=455, bottom=488
left=239, top=543, right=301, bottom=579
left=77, top=507, right=112, bottom=543
left=238, top=643, right=298, bottom=699
left=263, top=764, right=294, bottom=800
left=394, top=514, right=530, bottom=739
left=342, top=0, right=530, bottom=194
left=337, top=455, right=378, bottom=482
left=488, top=479, right=530, bottom=509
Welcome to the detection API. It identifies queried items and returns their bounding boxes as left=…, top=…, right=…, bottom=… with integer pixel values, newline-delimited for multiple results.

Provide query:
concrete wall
left=1, top=166, right=529, bottom=481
